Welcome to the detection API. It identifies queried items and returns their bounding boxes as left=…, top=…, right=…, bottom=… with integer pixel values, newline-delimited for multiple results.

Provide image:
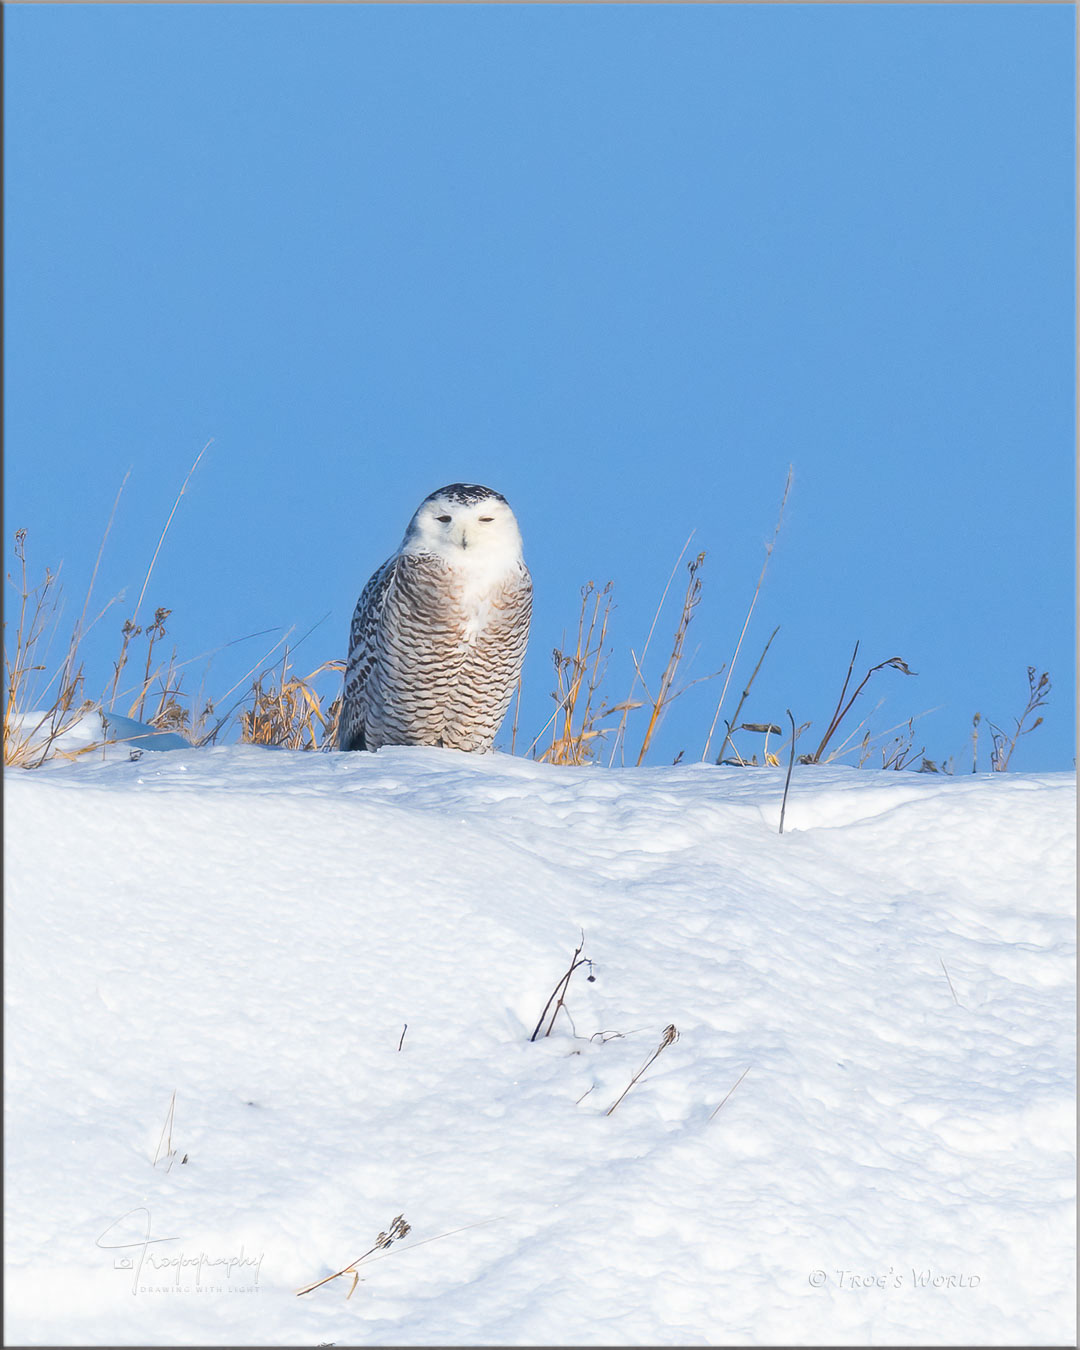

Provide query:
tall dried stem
left=634, top=553, right=706, bottom=766
left=701, top=465, right=792, bottom=762
left=534, top=582, right=621, bottom=765
left=608, top=533, right=696, bottom=767
left=713, top=624, right=780, bottom=765
left=988, top=668, right=1051, bottom=771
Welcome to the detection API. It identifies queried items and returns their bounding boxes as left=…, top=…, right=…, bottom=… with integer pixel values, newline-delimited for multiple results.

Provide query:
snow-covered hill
left=5, top=747, right=1075, bottom=1346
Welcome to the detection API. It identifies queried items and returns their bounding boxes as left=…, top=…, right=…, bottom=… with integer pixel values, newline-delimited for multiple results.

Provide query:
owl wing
left=339, top=555, right=398, bottom=751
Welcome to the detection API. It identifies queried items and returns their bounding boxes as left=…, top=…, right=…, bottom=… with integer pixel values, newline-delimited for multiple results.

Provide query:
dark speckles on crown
left=423, top=484, right=507, bottom=507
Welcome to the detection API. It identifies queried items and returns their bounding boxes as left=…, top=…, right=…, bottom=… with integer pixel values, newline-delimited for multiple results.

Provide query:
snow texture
left=8, top=708, right=190, bottom=761
left=5, top=746, right=1075, bottom=1346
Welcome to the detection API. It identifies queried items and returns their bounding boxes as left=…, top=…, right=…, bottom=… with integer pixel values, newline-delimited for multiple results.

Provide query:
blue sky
left=5, top=3, right=1075, bottom=770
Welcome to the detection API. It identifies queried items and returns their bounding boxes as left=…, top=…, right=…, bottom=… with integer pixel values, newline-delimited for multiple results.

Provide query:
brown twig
left=702, top=465, right=792, bottom=762
left=635, top=554, right=706, bottom=766
left=939, top=959, right=960, bottom=1007
left=779, top=709, right=797, bottom=834
left=988, top=668, right=1051, bottom=772
left=714, top=625, right=781, bottom=765
left=605, top=1024, right=679, bottom=1115
left=533, top=584, right=616, bottom=765
left=295, top=1215, right=411, bottom=1298
left=530, top=932, right=590, bottom=1041
left=808, top=646, right=917, bottom=764
left=709, top=1064, right=751, bottom=1120
left=609, top=533, right=696, bottom=766
left=131, top=439, right=213, bottom=628
left=152, top=1090, right=177, bottom=1170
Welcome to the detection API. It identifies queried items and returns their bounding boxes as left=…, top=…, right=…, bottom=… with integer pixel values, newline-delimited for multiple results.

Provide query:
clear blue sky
left=5, top=3, right=1075, bottom=771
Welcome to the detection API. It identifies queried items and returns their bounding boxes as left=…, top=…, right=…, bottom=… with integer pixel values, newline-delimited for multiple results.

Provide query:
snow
left=7, top=707, right=190, bottom=764
left=4, top=745, right=1075, bottom=1346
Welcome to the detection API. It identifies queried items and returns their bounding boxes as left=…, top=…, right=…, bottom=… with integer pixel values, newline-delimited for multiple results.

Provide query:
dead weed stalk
left=534, top=582, right=629, bottom=765
left=3, top=531, right=98, bottom=767
left=296, top=1215, right=411, bottom=1299
left=713, top=625, right=781, bottom=765
left=606, top=1023, right=679, bottom=1116
left=530, top=931, right=593, bottom=1041
left=240, top=651, right=345, bottom=750
left=988, top=668, right=1051, bottom=771
left=701, top=465, right=792, bottom=762
left=632, top=552, right=712, bottom=766
left=803, top=642, right=917, bottom=764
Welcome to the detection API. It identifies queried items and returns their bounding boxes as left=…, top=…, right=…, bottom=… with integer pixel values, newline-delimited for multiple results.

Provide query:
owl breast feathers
left=339, top=484, right=532, bottom=753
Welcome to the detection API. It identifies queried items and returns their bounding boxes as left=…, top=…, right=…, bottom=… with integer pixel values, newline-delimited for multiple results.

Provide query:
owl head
left=403, top=484, right=525, bottom=568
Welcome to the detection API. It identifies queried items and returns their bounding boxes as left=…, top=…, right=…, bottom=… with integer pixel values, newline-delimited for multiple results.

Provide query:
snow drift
left=4, top=746, right=1075, bottom=1346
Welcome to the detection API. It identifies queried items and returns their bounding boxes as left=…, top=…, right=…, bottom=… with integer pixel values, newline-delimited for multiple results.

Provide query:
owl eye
left=436, top=515, right=452, bottom=523
left=478, top=517, right=494, bottom=523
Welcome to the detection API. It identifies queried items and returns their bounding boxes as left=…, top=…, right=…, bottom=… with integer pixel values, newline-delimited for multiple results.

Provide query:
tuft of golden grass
left=4, top=448, right=216, bottom=766
left=608, top=531, right=697, bottom=766
left=2, top=530, right=211, bottom=765
left=532, top=581, right=631, bottom=765
left=631, top=551, right=711, bottom=766
left=3, top=530, right=93, bottom=767
left=2, top=525, right=343, bottom=763
left=240, top=651, right=345, bottom=751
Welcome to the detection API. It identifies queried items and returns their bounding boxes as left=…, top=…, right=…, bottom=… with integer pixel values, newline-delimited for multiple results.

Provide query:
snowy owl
left=339, top=484, right=532, bottom=753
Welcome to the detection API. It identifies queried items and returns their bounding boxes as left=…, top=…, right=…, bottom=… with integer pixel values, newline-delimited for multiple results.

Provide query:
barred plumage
left=339, top=484, right=532, bottom=753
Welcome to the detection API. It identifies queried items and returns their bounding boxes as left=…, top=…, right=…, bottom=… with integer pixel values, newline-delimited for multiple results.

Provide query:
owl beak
left=457, top=527, right=470, bottom=551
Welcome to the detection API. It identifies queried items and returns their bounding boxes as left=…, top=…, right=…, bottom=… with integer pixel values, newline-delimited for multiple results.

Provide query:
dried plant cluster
left=4, top=461, right=1053, bottom=772
left=240, top=656, right=343, bottom=751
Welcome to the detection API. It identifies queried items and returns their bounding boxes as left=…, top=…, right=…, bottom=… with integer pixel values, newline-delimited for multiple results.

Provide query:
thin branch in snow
left=152, top=1090, right=178, bottom=1171
left=702, top=464, right=793, bottom=762
left=296, top=1214, right=411, bottom=1298
left=779, top=709, right=797, bottom=834
left=606, top=1024, right=679, bottom=1116
left=709, top=1065, right=752, bottom=1121
left=939, top=959, right=961, bottom=1007
left=530, top=931, right=592, bottom=1041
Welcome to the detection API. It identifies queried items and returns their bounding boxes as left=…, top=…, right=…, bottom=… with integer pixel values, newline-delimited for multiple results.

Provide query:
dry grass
left=988, top=668, right=1051, bottom=772
left=296, top=1215, right=412, bottom=1299
left=709, top=1064, right=752, bottom=1121
left=4, top=448, right=216, bottom=766
left=533, top=545, right=722, bottom=768
left=239, top=650, right=345, bottom=751
left=152, top=1090, right=184, bottom=1171
left=6, top=455, right=1056, bottom=773
left=295, top=1216, right=500, bottom=1301
left=630, top=551, right=712, bottom=766
left=531, top=581, right=630, bottom=765
left=3, top=432, right=347, bottom=764
left=712, top=626, right=781, bottom=765
left=605, top=1023, right=679, bottom=1116
left=3, top=531, right=94, bottom=767
left=2, top=525, right=345, bottom=764
left=530, top=931, right=592, bottom=1041
left=798, top=642, right=917, bottom=765
left=2, top=533, right=215, bottom=765
left=701, top=465, right=793, bottom=763
left=608, top=531, right=697, bottom=766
